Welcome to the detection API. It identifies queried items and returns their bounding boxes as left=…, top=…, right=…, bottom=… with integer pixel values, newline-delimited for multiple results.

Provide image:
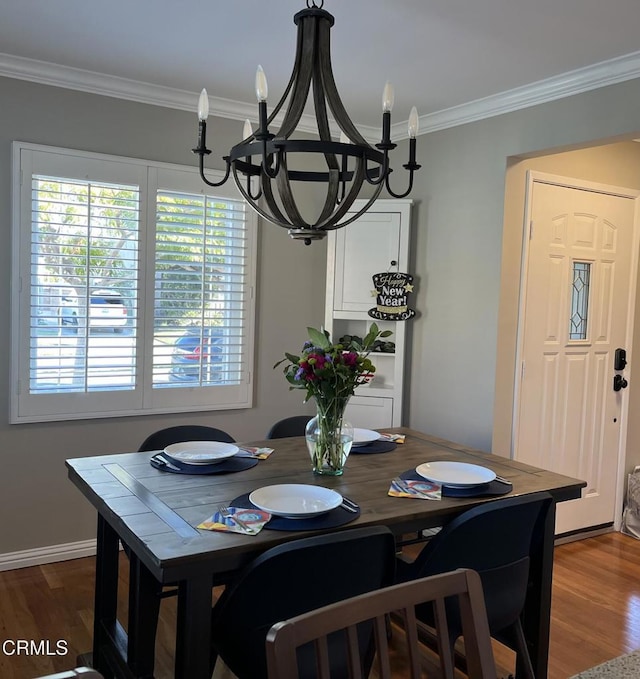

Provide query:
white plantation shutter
left=29, top=175, right=140, bottom=395
left=152, top=189, right=250, bottom=388
left=12, top=145, right=256, bottom=423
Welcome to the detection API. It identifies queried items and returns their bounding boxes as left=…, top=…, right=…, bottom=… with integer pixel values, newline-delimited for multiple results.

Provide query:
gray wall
left=0, top=77, right=325, bottom=553
left=4, top=72, right=640, bottom=555
left=404, top=79, right=640, bottom=456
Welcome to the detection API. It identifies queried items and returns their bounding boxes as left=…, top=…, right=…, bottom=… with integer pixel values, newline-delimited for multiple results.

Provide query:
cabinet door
left=346, top=396, right=394, bottom=428
left=333, top=211, right=402, bottom=312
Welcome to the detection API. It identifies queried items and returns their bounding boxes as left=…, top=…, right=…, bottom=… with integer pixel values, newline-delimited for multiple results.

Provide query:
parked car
left=89, top=290, right=127, bottom=332
left=36, top=289, right=128, bottom=333
left=169, top=327, right=224, bottom=382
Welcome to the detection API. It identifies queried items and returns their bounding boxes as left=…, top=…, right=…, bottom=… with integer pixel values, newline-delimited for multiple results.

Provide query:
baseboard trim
left=0, top=539, right=97, bottom=572
left=555, top=524, right=615, bottom=546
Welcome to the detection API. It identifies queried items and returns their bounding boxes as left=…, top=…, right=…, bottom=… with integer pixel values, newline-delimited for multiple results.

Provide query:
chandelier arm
left=385, top=169, right=416, bottom=199
left=239, top=153, right=263, bottom=200
left=245, top=168, right=263, bottom=201
left=317, top=18, right=370, bottom=147
left=197, top=152, right=232, bottom=188
left=384, top=137, right=422, bottom=198
left=276, top=16, right=316, bottom=139
left=275, top=154, right=311, bottom=228
left=260, top=143, right=281, bottom=180
left=363, top=151, right=389, bottom=186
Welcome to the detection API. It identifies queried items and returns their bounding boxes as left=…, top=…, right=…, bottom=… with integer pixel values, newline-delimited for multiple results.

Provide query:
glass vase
left=305, top=396, right=354, bottom=475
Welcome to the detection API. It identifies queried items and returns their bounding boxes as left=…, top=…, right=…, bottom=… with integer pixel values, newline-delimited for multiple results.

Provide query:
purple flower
left=342, top=351, right=358, bottom=367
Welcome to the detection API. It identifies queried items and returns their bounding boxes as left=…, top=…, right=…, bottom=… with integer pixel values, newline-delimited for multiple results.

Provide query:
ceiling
left=2, top=0, right=640, bottom=134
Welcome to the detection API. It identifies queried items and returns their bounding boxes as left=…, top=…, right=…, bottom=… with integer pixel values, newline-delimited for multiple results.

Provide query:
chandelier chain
left=307, top=0, right=324, bottom=7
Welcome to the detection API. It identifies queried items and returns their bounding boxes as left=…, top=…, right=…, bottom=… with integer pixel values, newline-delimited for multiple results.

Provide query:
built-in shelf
left=325, top=198, right=412, bottom=429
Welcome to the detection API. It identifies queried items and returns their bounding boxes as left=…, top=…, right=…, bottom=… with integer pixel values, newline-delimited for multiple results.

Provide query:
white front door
left=514, top=173, right=638, bottom=535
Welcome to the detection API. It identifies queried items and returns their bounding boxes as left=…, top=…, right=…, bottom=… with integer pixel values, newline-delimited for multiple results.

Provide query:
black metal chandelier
left=193, top=0, right=420, bottom=245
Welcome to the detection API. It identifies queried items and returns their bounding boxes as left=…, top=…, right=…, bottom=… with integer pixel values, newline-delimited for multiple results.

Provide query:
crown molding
left=395, top=49, right=640, bottom=138
left=2, top=49, right=640, bottom=142
left=0, top=52, right=350, bottom=137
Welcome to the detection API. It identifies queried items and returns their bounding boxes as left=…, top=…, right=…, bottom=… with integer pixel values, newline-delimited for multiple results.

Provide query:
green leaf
left=350, top=339, right=363, bottom=351
left=380, top=330, right=393, bottom=338
left=362, top=323, right=379, bottom=349
left=307, top=327, right=330, bottom=350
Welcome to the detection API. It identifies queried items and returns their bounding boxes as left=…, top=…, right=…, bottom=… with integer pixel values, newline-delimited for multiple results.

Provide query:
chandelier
left=193, top=0, right=421, bottom=245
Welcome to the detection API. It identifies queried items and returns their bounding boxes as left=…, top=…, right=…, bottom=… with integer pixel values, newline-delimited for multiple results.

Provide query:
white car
left=89, top=290, right=128, bottom=332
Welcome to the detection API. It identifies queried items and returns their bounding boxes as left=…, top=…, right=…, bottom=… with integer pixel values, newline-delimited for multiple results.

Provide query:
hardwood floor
left=1, top=532, right=640, bottom=678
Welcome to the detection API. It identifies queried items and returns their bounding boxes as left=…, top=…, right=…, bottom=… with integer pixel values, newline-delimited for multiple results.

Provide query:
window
left=569, top=261, right=591, bottom=341
left=11, top=144, right=257, bottom=423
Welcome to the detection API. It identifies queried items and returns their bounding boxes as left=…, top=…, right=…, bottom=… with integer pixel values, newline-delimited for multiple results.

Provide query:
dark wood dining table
left=66, top=427, right=585, bottom=679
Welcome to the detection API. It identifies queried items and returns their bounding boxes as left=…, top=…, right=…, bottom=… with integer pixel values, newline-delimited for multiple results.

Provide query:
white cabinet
left=332, top=211, right=402, bottom=312
left=325, top=199, right=412, bottom=428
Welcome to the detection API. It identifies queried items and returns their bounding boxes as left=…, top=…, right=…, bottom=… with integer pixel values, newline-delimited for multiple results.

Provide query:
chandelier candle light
left=193, top=0, right=421, bottom=245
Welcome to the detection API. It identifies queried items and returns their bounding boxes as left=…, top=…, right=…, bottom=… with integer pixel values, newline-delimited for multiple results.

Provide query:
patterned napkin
left=379, top=433, right=406, bottom=443
left=238, top=446, right=274, bottom=460
left=198, top=506, right=271, bottom=534
left=388, top=476, right=441, bottom=500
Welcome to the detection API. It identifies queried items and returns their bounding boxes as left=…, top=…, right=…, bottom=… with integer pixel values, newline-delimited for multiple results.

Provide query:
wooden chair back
left=265, top=568, right=497, bottom=679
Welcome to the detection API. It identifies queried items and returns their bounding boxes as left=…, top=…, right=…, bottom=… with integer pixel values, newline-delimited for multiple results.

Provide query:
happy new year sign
left=368, top=271, right=415, bottom=321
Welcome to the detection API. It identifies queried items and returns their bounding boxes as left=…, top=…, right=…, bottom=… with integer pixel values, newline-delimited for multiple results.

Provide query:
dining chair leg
left=511, top=618, right=536, bottom=679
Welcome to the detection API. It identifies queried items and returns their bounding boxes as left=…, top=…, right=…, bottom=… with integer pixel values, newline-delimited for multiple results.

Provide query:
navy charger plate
left=230, top=492, right=360, bottom=531
left=150, top=453, right=258, bottom=474
left=350, top=440, right=396, bottom=455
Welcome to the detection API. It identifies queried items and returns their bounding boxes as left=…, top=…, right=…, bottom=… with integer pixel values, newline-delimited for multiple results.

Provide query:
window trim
left=11, top=142, right=257, bottom=424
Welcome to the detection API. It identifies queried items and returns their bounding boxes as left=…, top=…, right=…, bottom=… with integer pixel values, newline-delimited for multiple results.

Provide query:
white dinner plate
left=415, top=461, right=496, bottom=488
left=351, top=428, right=382, bottom=447
left=249, top=484, right=342, bottom=519
left=163, top=441, right=239, bottom=465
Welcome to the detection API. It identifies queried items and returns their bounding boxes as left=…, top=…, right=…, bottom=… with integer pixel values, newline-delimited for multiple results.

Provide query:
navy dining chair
left=210, top=526, right=397, bottom=679
left=395, top=491, right=553, bottom=679
left=138, top=424, right=235, bottom=451
left=265, top=415, right=312, bottom=439
left=266, top=568, right=497, bottom=679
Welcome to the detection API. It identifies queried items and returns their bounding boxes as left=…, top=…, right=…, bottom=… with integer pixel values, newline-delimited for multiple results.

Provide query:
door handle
left=614, top=374, right=628, bottom=392
left=615, top=348, right=627, bottom=371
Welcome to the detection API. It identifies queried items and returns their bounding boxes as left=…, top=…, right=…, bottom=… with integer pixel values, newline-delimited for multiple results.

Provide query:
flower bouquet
left=275, top=323, right=392, bottom=474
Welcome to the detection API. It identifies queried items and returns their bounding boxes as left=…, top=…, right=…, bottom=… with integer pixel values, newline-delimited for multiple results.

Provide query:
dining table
left=66, top=426, right=586, bottom=679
